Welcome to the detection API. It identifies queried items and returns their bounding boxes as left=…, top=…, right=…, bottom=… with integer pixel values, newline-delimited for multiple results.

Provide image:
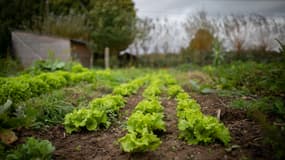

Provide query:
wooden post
left=89, top=52, right=93, bottom=68
left=105, top=47, right=110, bottom=69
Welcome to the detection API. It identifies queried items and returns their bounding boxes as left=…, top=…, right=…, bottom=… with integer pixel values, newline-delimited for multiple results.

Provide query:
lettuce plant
left=126, top=112, right=166, bottom=133
left=5, top=137, right=55, bottom=160
left=64, top=108, right=110, bottom=134
left=133, top=99, right=163, bottom=114
left=118, top=129, right=161, bottom=152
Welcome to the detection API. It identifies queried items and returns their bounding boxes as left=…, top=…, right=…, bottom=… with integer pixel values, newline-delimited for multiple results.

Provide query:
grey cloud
left=134, top=0, right=285, bottom=18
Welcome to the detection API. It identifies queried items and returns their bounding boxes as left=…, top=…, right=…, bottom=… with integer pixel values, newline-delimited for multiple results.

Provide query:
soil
left=17, top=90, right=269, bottom=160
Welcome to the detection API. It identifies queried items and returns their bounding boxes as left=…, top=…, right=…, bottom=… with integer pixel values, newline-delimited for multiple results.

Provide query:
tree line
left=0, top=0, right=137, bottom=59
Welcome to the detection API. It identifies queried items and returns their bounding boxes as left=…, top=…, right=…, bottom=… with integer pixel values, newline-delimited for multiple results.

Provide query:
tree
left=0, top=0, right=45, bottom=58
left=223, top=15, right=249, bottom=54
left=89, top=0, right=137, bottom=56
left=189, top=29, right=214, bottom=52
left=187, top=28, right=214, bottom=64
left=49, top=0, right=91, bottom=15
left=184, top=11, right=217, bottom=40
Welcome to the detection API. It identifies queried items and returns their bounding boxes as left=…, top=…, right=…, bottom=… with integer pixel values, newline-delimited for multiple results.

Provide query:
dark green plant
left=0, top=57, right=23, bottom=77
left=250, top=111, right=285, bottom=160
left=204, top=61, right=285, bottom=96
left=5, top=137, right=55, bottom=160
left=212, top=39, right=224, bottom=66
left=189, top=80, right=215, bottom=94
left=0, top=100, right=36, bottom=131
left=27, top=13, right=91, bottom=41
left=26, top=58, right=83, bottom=75
left=0, top=0, right=45, bottom=57
left=232, top=97, right=285, bottom=120
left=20, top=90, right=74, bottom=128
left=0, top=100, right=37, bottom=146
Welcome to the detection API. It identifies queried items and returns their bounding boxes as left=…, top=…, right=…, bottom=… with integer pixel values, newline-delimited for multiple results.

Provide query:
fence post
left=105, top=47, right=110, bottom=69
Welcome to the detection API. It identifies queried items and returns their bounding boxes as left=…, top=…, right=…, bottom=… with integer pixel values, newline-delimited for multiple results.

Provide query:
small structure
left=11, top=31, right=92, bottom=68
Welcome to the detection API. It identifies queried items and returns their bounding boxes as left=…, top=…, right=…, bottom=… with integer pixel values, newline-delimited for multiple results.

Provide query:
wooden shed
left=11, top=31, right=92, bottom=68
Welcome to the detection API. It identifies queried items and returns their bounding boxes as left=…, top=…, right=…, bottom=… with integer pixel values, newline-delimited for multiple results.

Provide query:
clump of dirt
left=17, top=91, right=269, bottom=160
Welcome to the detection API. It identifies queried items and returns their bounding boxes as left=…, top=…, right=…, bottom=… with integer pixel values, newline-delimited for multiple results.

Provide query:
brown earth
left=17, top=91, right=269, bottom=160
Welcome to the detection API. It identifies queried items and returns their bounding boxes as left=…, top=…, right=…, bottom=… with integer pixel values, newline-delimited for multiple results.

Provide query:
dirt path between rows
left=18, top=92, right=269, bottom=160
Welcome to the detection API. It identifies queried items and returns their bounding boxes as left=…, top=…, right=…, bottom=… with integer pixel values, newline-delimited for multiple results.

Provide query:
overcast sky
left=133, top=0, right=285, bottom=19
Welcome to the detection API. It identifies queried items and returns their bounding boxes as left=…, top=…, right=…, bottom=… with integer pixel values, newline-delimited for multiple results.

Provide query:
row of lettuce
left=0, top=64, right=94, bottom=104
left=167, top=76, right=231, bottom=145
left=63, top=76, right=148, bottom=133
left=118, top=75, right=168, bottom=152
left=0, top=64, right=143, bottom=105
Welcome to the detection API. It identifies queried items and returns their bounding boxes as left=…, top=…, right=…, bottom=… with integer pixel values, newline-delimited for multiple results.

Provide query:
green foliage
left=212, top=39, right=224, bottom=66
left=0, top=0, right=45, bottom=57
left=113, top=77, right=147, bottom=96
left=20, top=90, right=74, bottom=128
left=26, top=59, right=86, bottom=75
left=64, top=75, right=150, bottom=134
left=143, top=77, right=163, bottom=98
left=0, top=100, right=37, bottom=131
left=64, top=94, right=126, bottom=134
left=118, top=110, right=165, bottom=152
left=133, top=99, right=163, bottom=114
left=0, top=57, right=22, bottom=77
left=167, top=75, right=231, bottom=145
left=90, top=95, right=125, bottom=116
left=178, top=108, right=231, bottom=145
left=189, top=80, right=215, bottom=94
left=232, top=97, right=285, bottom=120
left=71, top=63, right=89, bottom=73
left=5, top=137, right=55, bottom=160
left=176, top=94, right=231, bottom=145
left=0, top=70, right=96, bottom=104
left=126, top=112, right=165, bottom=133
left=28, top=13, right=91, bottom=40
left=118, top=75, right=166, bottom=152
left=64, top=108, right=110, bottom=134
left=161, top=73, right=177, bottom=85
left=204, top=61, right=285, bottom=96
left=118, top=129, right=161, bottom=152
left=168, top=85, right=184, bottom=97
left=49, top=0, right=92, bottom=15
left=250, top=111, right=285, bottom=160
left=89, top=0, right=137, bottom=54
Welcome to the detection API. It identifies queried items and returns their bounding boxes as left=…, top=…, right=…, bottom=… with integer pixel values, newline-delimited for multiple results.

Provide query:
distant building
left=11, top=31, right=92, bottom=68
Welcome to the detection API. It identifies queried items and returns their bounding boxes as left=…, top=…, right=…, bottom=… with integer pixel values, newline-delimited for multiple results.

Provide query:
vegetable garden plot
left=6, top=71, right=267, bottom=160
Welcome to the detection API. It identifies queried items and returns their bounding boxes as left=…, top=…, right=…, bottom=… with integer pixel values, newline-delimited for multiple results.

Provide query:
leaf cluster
left=143, top=78, right=163, bottom=99
left=64, top=108, right=110, bottom=134
left=167, top=85, right=184, bottom=98
left=166, top=74, right=231, bottom=145
left=5, top=137, right=55, bottom=160
left=175, top=92, right=231, bottom=145
left=113, top=77, right=147, bottom=96
left=0, top=100, right=36, bottom=131
left=0, top=69, right=96, bottom=104
left=64, top=95, right=124, bottom=134
left=118, top=86, right=166, bottom=152
left=63, top=75, right=149, bottom=134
